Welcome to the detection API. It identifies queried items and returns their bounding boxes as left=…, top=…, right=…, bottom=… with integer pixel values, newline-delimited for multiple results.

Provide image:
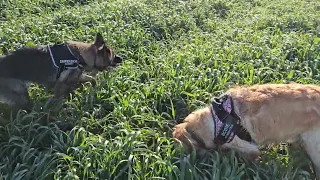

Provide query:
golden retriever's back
left=227, top=83, right=320, bottom=144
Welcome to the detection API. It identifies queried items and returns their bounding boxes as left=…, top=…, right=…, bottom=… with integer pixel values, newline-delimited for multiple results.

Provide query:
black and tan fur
left=0, top=33, right=123, bottom=115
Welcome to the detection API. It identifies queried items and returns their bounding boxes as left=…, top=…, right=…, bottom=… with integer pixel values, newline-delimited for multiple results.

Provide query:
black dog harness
left=47, top=43, right=85, bottom=79
left=211, top=94, right=251, bottom=145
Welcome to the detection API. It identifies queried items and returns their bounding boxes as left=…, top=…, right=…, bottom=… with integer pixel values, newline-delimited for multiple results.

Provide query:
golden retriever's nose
left=172, top=126, right=185, bottom=140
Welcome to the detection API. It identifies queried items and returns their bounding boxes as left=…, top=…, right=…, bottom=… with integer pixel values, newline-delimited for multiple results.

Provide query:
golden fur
left=173, top=83, right=320, bottom=178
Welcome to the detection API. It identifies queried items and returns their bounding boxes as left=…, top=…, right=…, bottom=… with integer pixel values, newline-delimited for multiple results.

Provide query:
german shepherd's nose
left=114, top=54, right=123, bottom=63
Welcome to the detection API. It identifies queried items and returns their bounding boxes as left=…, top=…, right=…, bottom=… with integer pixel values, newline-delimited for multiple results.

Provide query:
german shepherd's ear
left=94, top=32, right=105, bottom=49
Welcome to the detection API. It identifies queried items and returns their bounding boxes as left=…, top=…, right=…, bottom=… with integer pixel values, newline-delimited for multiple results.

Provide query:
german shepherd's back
left=0, top=46, right=57, bottom=83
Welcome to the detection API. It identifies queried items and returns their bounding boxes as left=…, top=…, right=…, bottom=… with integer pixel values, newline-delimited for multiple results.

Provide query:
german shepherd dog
left=0, top=33, right=123, bottom=117
left=173, top=83, right=320, bottom=178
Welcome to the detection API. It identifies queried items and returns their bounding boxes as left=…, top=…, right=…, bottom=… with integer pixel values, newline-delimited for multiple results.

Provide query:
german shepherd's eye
left=101, top=46, right=111, bottom=56
left=97, top=46, right=109, bottom=56
left=105, top=47, right=111, bottom=55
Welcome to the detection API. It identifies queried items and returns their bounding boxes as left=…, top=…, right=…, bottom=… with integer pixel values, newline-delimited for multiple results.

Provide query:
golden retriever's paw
left=242, top=151, right=261, bottom=162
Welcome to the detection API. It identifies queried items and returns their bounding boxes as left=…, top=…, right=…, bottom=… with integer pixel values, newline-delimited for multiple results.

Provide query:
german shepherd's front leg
left=79, top=74, right=96, bottom=86
left=44, top=68, right=83, bottom=125
left=64, top=74, right=96, bottom=94
left=52, top=68, right=83, bottom=98
left=79, top=74, right=95, bottom=83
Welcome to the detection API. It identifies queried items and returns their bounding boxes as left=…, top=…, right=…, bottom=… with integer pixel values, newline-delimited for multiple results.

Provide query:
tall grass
left=0, top=0, right=320, bottom=179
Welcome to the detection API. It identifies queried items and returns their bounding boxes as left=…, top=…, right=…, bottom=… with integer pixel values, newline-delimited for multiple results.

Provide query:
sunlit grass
left=0, top=0, right=320, bottom=179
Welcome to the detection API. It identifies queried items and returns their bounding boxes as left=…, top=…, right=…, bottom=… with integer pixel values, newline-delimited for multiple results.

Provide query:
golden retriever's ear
left=184, top=112, right=199, bottom=123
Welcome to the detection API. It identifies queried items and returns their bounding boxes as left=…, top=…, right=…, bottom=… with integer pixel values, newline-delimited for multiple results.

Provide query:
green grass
left=1, top=0, right=320, bottom=179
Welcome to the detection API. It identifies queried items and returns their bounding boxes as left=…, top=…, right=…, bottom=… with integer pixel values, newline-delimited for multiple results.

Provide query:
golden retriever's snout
left=172, top=124, right=194, bottom=153
left=172, top=126, right=184, bottom=140
left=172, top=124, right=187, bottom=146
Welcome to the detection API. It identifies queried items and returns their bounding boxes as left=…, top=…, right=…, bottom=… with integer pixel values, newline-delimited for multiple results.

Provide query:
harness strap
left=211, top=95, right=242, bottom=145
left=65, top=44, right=83, bottom=69
left=47, top=43, right=85, bottom=79
left=48, top=44, right=58, bottom=68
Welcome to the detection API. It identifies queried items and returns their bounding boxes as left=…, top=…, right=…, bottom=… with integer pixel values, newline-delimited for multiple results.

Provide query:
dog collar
left=210, top=95, right=243, bottom=145
left=47, top=43, right=85, bottom=79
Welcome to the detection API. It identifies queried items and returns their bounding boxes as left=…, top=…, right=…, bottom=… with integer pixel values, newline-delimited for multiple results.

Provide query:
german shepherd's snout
left=114, top=54, right=123, bottom=64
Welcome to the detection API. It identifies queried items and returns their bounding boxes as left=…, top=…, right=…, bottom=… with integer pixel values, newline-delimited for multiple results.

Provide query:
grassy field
left=1, top=0, right=320, bottom=179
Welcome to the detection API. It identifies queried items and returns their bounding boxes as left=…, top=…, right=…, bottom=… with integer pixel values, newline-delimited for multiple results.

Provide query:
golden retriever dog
left=173, top=83, right=320, bottom=178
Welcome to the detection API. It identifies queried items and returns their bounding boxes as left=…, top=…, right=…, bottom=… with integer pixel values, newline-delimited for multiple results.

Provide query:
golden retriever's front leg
left=221, top=136, right=261, bottom=161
